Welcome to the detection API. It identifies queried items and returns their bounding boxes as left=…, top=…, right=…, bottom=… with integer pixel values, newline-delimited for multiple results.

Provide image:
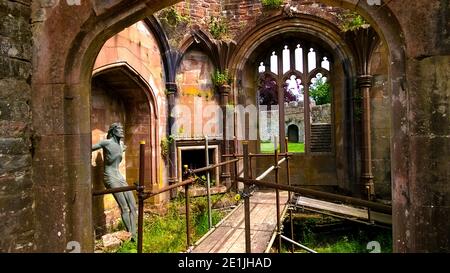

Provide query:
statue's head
left=107, top=123, right=124, bottom=139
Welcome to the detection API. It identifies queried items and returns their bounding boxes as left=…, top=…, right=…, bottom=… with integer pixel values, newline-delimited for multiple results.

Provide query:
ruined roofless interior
left=1, top=0, right=449, bottom=254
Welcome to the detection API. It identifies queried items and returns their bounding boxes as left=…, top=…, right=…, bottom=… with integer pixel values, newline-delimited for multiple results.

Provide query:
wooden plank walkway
left=192, top=190, right=289, bottom=253
left=295, top=196, right=392, bottom=225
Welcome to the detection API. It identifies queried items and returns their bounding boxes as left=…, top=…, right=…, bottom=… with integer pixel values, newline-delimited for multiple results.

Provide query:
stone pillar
left=357, top=75, right=375, bottom=200
left=166, top=82, right=178, bottom=197
left=219, top=84, right=231, bottom=186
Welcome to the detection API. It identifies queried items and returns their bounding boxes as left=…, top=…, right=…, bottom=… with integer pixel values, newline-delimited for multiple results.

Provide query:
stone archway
left=34, top=1, right=450, bottom=253
left=227, top=3, right=408, bottom=252
left=231, top=14, right=357, bottom=197
left=31, top=1, right=179, bottom=252
left=91, top=63, right=158, bottom=238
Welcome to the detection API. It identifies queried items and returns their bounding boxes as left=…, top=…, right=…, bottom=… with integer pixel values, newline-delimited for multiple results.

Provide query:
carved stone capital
left=166, top=82, right=178, bottom=94
left=219, top=84, right=231, bottom=95
left=357, top=75, right=373, bottom=88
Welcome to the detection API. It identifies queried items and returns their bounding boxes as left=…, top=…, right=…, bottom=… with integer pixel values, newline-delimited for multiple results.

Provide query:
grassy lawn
left=116, top=194, right=232, bottom=253
left=260, top=142, right=305, bottom=153
left=281, top=216, right=392, bottom=253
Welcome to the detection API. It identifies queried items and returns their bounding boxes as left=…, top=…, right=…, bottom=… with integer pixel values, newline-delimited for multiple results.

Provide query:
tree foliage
left=258, top=74, right=298, bottom=107
left=310, top=77, right=331, bottom=105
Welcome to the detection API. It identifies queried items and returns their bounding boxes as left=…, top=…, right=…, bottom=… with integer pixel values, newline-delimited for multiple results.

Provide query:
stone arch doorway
left=238, top=16, right=352, bottom=194
left=90, top=63, right=158, bottom=238
left=227, top=4, right=406, bottom=251
left=287, top=124, right=299, bottom=143
left=31, top=1, right=416, bottom=252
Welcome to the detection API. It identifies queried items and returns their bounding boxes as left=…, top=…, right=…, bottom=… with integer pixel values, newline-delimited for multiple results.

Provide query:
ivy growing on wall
left=212, top=69, right=231, bottom=87
left=337, top=11, right=370, bottom=32
left=161, top=135, right=174, bottom=160
left=261, top=0, right=284, bottom=10
left=208, top=16, right=229, bottom=40
left=160, top=6, right=190, bottom=27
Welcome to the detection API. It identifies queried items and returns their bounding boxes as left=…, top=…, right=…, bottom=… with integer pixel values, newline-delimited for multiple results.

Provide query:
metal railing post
left=137, top=141, right=145, bottom=253
left=285, top=137, right=294, bottom=253
left=243, top=141, right=251, bottom=253
left=185, top=183, right=191, bottom=249
left=205, top=136, right=212, bottom=229
left=233, top=136, right=238, bottom=192
left=274, top=137, right=281, bottom=253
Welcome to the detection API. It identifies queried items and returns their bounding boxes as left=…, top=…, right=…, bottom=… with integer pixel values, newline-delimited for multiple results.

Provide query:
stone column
left=219, top=84, right=231, bottom=186
left=357, top=75, right=375, bottom=200
left=166, top=82, right=178, bottom=197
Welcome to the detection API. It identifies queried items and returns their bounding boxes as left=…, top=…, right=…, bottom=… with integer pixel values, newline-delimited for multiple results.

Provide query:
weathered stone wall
left=260, top=102, right=331, bottom=142
left=370, top=42, right=391, bottom=201
left=174, top=49, right=221, bottom=139
left=285, top=102, right=305, bottom=143
left=223, top=0, right=343, bottom=39
left=0, top=0, right=34, bottom=252
left=386, top=0, right=450, bottom=252
left=310, top=104, right=331, bottom=124
left=161, top=0, right=346, bottom=48
left=177, top=0, right=221, bottom=23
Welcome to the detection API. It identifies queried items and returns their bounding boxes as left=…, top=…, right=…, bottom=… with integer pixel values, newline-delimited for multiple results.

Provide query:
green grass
left=260, top=142, right=305, bottom=153
left=281, top=216, right=392, bottom=253
left=116, top=194, right=230, bottom=253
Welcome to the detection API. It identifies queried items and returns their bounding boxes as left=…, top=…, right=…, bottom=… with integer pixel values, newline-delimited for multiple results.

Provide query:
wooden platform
left=192, top=190, right=289, bottom=253
left=295, top=196, right=392, bottom=225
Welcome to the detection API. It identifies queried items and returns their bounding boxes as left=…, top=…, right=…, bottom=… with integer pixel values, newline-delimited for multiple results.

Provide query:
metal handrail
left=236, top=177, right=392, bottom=214
left=255, top=158, right=286, bottom=181
left=280, top=235, right=317, bottom=253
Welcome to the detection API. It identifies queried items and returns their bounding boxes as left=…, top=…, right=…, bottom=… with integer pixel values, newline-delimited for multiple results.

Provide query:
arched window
left=257, top=42, right=332, bottom=154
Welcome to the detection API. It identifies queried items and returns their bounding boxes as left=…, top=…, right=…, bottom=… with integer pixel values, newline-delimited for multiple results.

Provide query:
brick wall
left=0, top=0, right=34, bottom=252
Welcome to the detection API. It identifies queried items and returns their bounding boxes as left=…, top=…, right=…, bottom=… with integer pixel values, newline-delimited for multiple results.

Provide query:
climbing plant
left=208, top=16, right=229, bottom=40
left=337, top=11, right=370, bottom=32
left=160, top=6, right=190, bottom=27
left=160, top=135, right=174, bottom=159
left=212, top=69, right=231, bottom=87
left=261, top=0, right=284, bottom=10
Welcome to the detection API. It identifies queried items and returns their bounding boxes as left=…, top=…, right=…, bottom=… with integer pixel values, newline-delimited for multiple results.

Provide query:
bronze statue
left=92, top=123, right=137, bottom=240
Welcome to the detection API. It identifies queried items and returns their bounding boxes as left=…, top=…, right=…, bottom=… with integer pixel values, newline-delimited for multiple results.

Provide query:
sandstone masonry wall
left=0, top=0, right=34, bottom=252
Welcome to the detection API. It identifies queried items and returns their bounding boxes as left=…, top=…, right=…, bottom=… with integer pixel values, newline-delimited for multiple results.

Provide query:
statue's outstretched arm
left=92, top=141, right=106, bottom=152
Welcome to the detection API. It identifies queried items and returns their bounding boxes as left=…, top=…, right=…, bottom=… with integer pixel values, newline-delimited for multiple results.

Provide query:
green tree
left=310, top=77, right=331, bottom=105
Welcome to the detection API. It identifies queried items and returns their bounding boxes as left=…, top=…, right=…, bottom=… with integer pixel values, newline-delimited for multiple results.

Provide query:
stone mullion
left=303, top=43, right=311, bottom=154
left=277, top=48, right=286, bottom=152
left=166, top=82, right=178, bottom=194
left=357, top=75, right=375, bottom=200
left=220, top=84, right=231, bottom=185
